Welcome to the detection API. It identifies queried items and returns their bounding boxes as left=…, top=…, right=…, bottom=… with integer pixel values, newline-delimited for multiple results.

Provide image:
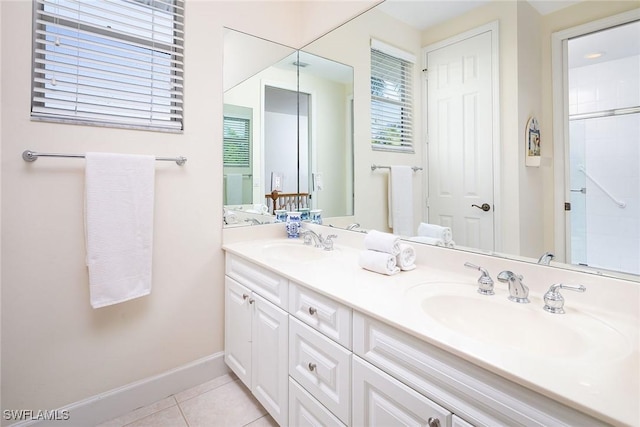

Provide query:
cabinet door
left=353, top=356, right=452, bottom=427
left=224, top=276, right=252, bottom=387
left=252, top=293, right=289, bottom=427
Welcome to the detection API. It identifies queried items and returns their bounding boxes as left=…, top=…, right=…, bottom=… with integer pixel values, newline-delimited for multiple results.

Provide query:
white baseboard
left=10, top=352, right=229, bottom=427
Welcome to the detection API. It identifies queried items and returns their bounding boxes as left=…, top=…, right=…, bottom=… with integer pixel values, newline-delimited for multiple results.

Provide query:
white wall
left=0, top=0, right=377, bottom=419
left=305, top=7, right=423, bottom=234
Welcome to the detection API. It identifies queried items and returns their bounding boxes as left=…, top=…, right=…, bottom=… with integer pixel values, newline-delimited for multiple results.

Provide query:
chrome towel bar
left=371, top=164, right=422, bottom=172
left=22, top=150, right=187, bottom=166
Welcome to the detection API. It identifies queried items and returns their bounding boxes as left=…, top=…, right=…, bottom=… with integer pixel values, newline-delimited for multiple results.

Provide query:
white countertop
left=222, top=225, right=639, bottom=426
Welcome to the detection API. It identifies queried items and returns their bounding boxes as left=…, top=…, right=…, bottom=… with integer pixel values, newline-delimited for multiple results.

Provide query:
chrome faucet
left=346, top=223, right=361, bottom=231
left=497, top=271, right=530, bottom=303
left=300, top=229, right=337, bottom=251
left=537, top=251, right=555, bottom=265
left=543, top=283, right=586, bottom=314
left=463, top=262, right=494, bottom=295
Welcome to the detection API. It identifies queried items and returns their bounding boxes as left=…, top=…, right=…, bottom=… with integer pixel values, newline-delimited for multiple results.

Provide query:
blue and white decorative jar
left=285, top=212, right=301, bottom=238
left=298, top=208, right=310, bottom=221
left=274, top=209, right=287, bottom=223
left=310, top=209, right=323, bottom=224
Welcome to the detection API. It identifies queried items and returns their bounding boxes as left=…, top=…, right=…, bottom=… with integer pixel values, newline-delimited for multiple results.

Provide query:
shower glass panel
left=567, top=20, right=640, bottom=276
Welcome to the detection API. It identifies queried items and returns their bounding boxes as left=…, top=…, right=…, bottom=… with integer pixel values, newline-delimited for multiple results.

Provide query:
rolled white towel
left=417, top=223, right=452, bottom=243
left=407, top=236, right=445, bottom=246
left=396, top=243, right=416, bottom=271
left=358, top=250, right=400, bottom=275
left=364, top=230, right=401, bottom=255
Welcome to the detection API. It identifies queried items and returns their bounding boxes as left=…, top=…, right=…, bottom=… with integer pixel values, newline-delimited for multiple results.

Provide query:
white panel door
left=353, top=356, right=452, bottom=427
left=224, top=277, right=252, bottom=387
left=251, top=293, right=289, bottom=427
left=427, top=31, right=494, bottom=251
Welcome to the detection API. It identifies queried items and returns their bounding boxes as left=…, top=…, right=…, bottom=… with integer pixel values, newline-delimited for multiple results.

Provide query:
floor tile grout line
left=176, top=400, right=191, bottom=427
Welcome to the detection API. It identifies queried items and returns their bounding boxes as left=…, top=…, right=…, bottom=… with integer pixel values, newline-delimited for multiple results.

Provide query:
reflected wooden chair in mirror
left=266, top=189, right=310, bottom=214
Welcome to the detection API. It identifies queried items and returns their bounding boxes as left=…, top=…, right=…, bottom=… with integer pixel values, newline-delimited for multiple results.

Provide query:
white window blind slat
left=371, top=43, right=414, bottom=151
left=32, top=0, right=184, bottom=131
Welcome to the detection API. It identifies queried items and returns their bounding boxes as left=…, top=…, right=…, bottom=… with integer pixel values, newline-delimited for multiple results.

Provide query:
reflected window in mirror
left=223, top=104, right=253, bottom=206
left=370, top=39, right=416, bottom=153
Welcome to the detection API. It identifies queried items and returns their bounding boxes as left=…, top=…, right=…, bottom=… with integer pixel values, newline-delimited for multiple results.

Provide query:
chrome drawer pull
left=427, top=417, right=441, bottom=427
left=308, top=306, right=317, bottom=315
left=308, top=362, right=317, bottom=372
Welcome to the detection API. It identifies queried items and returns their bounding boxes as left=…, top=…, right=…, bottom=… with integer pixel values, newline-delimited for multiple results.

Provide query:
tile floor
left=97, top=373, right=277, bottom=427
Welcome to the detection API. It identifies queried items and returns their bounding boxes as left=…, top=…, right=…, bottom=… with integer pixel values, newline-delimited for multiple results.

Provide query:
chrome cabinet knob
left=427, top=417, right=441, bottom=427
left=308, top=306, right=317, bottom=315
left=242, top=293, right=249, bottom=300
left=308, top=362, right=317, bottom=372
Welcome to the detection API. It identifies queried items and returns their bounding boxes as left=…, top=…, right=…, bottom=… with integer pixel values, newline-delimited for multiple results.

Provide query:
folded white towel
left=85, top=152, right=155, bottom=308
left=396, top=243, right=416, bottom=271
left=358, top=250, right=400, bottom=275
left=417, top=222, right=453, bottom=243
left=364, top=230, right=401, bottom=255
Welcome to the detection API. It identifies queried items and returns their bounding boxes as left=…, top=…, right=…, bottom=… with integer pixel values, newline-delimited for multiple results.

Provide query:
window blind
left=370, top=40, right=414, bottom=152
left=223, top=116, right=251, bottom=167
left=31, top=0, right=184, bottom=131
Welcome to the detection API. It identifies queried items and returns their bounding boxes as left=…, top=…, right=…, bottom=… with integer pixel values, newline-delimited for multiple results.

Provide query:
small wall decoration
left=526, top=116, right=541, bottom=167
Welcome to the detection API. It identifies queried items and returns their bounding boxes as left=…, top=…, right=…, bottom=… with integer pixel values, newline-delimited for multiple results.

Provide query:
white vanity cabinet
left=223, top=249, right=609, bottom=427
left=224, top=255, right=289, bottom=426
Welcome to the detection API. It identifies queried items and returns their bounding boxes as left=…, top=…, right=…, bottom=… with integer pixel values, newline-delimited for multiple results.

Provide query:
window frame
left=370, top=39, right=415, bottom=153
left=30, top=0, right=185, bottom=132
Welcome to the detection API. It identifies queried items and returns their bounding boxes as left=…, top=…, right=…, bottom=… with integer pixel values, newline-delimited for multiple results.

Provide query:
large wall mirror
left=222, top=1, right=639, bottom=282
left=223, top=28, right=354, bottom=226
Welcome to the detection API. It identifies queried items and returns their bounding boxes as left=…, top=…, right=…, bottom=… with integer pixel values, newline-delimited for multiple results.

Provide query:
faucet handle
left=464, top=262, right=494, bottom=295
left=323, top=234, right=337, bottom=251
left=543, top=283, right=586, bottom=314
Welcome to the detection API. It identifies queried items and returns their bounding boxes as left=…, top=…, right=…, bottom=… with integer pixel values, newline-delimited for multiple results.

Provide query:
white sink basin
left=405, top=282, right=631, bottom=362
left=262, top=241, right=337, bottom=264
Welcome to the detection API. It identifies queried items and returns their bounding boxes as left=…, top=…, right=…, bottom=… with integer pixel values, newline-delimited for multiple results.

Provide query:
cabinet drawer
left=353, top=355, right=452, bottom=427
left=289, top=282, right=352, bottom=349
left=353, top=312, right=604, bottom=427
left=289, top=317, right=351, bottom=425
left=226, top=254, right=288, bottom=309
left=289, top=378, right=346, bottom=427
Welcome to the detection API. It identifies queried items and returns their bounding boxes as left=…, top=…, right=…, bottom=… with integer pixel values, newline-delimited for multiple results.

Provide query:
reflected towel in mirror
left=225, top=173, right=243, bottom=205
left=388, top=166, right=413, bottom=236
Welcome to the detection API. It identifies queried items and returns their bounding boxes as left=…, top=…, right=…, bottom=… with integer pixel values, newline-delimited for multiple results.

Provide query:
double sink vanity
left=222, top=223, right=639, bottom=427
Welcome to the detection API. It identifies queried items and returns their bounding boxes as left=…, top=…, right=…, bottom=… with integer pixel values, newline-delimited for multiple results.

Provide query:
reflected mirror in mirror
left=223, top=28, right=355, bottom=227
left=300, top=0, right=639, bottom=280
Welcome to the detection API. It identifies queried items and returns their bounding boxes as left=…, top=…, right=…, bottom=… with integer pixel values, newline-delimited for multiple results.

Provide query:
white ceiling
left=376, top=0, right=583, bottom=31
